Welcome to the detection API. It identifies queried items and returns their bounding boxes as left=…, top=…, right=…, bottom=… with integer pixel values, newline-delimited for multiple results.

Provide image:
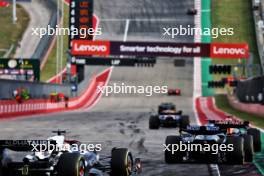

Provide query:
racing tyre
left=226, top=136, right=244, bottom=164
left=165, top=136, right=183, bottom=163
left=111, top=148, right=133, bottom=176
left=243, top=135, right=254, bottom=162
left=247, top=128, right=261, bottom=152
left=0, top=167, right=11, bottom=176
left=180, top=115, right=190, bottom=129
left=149, top=115, right=160, bottom=129
left=0, top=151, right=12, bottom=176
left=57, top=153, right=86, bottom=176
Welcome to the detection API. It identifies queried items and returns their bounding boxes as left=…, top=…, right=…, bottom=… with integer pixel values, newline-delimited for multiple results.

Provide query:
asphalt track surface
left=0, top=0, right=260, bottom=176
left=14, top=0, right=52, bottom=58
left=0, top=0, right=213, bottom=175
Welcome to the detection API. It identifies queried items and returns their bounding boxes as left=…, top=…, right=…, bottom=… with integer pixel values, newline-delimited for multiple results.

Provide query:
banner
left=71, top=40, right=110, bottom=56
left=210, top=43, right=249, bottom=59
left=71, top=57, right=156, bottom=66
left=71, top=40, right=249, bottom=59
left=71, top=40, right=210, bottom=57
left=110, top=41, right=209, bottom=57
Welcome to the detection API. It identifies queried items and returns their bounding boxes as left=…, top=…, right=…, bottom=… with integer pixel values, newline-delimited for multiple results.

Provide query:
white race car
left=0, top=130, right=142, bottom=176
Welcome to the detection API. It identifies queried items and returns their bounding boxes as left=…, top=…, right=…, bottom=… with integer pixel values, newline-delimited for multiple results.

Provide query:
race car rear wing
left=0, top=140, right=56, bottom=152
left=159, top=111, right=182, bottom=115
left=180, top=126, right=227, bottom=135
left=208, top=120, right=250, bottom=129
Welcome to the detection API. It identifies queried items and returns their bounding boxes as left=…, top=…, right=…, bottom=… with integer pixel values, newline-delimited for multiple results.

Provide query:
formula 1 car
left=0, top=1, right=9, bottom=7
left=167, top=88, right=181, bottom=96
left=149, top=103, right=190, bottom=129
left=187, top=8, right=197, bottom=15
left=165, top=125, right=249, bottom=164
left=208, top=119, right=262, bottom=153
left=0, top=130, right=142, bottom=176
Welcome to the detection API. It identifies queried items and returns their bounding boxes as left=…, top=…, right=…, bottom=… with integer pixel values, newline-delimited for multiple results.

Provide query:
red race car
left=167, top=88, right=181, bottom=96
left=0, top=1, right=10, bottom=7
left=187, top=8, right=197, bottom=15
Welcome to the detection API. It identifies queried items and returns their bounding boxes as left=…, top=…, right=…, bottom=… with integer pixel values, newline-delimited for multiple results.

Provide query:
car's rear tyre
left=180, top=115, right=190, bottom=129
left=149, top=115, right=160, bottom=129
left=226, top=136, right=244, bottom=164
left=243, top=135, right=254, bottom=162
left=111, top=148, right=133, bottom=176
left=0, top=150, right=12, bottom=176
left=0, top=168, right=11, bottom=176
left=0, top=164, right=11, bottom=176
left=165, top=136, right=183, bottom=163
left=57, top=153, right=86, bottom=176
left=247, top=128, right=261, bottom=152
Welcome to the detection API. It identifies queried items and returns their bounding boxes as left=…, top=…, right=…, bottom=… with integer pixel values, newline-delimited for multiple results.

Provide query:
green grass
left=211, top=0, right=264, bottom=129
left=212, top=0, right=259, bottom=65
left=215, top=95, right=264, bottom=129
left=41, top=4, right=69, bottom=81
left=0, top=4, right=29, bottom=57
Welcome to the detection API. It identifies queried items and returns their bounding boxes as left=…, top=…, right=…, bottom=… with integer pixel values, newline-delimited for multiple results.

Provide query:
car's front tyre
left=111, top=148, right=133, bottom=176
left=57, top=153, right=86, bottom=176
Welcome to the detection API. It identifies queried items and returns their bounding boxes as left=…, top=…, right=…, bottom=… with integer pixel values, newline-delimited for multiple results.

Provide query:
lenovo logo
left=71, top=40, right=110, bottom=56
left=213, top=47, right=245, bottom=55
left=210, top=43, right=249, bottom=59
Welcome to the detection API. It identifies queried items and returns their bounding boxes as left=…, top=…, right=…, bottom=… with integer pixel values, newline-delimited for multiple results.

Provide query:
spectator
left=15, top=95, right=22, bottom=104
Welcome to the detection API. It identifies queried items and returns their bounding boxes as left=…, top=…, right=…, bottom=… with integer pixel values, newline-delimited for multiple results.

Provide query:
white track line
left=193, top=0, right=202, bottom=125
left=193, top=0, right=221, bottom=175
left=100, top=18, right=192, bottom=22
left=123, top=19, right=130, bottom=42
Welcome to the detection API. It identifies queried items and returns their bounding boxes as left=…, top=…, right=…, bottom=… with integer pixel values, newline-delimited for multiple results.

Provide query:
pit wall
left=201, top=0, right=214, bottom=96
left=0, top=79, right=72, bottom=100
left=0, top=68, right=111, bottom=119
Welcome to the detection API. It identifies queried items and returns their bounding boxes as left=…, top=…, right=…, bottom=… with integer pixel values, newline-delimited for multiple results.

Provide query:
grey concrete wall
left=0, top=79, right=72, bottom=100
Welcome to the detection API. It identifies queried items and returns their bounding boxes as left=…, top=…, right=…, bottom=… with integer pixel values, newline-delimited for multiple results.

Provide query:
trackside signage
left=210, top=43, right=249, bottom=59
left=71, top=40, right=249, bottom=59
left=71, top=40, right=210, bottom=57
left=0, top=58, right=40, bottom=80
left=110, top=41, right=210, bottom=57
left=69, top=0, right=93, bottom=48
left=72, top=40, right=110, bottom=56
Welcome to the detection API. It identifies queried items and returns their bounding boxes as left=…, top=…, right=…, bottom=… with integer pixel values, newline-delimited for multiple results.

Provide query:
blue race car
left=149, top=103, right=190, bottom=129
